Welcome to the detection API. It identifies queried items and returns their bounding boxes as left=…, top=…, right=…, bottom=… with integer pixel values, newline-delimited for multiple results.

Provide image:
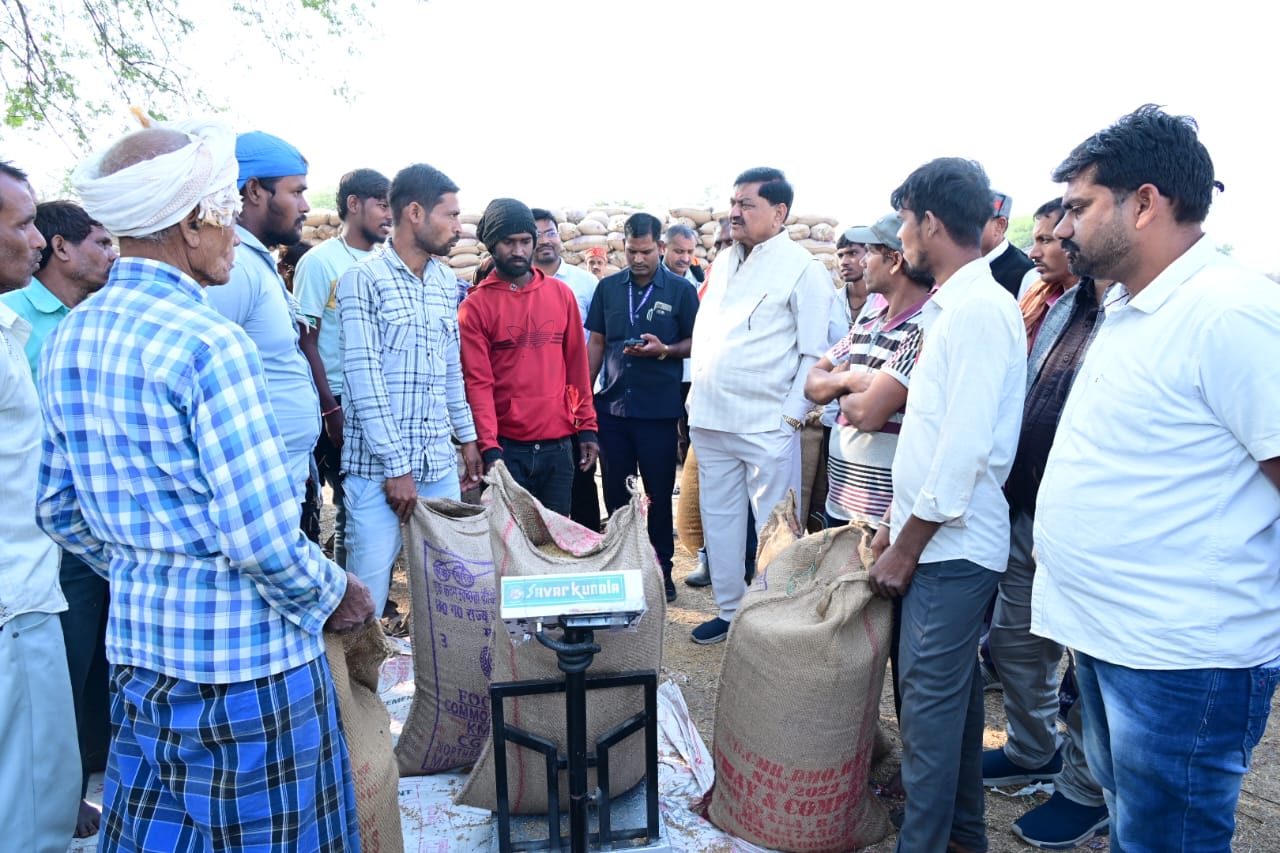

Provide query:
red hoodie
left=458, top=268, right=598, bottom=460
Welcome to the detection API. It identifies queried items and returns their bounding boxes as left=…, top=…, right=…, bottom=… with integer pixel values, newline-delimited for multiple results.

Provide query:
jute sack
left=675, top=447, right=703, bottom=554
left=325, top=622, right=403, bottom=853
left=797, top=410, right=827, bottom=530
left=458, top=462, right=665, bottom=813
left=708, top=527, right=893, bottom=852
left=396, top=498, right=495, bottom=775
left=750, top=489, right=804, bottom=593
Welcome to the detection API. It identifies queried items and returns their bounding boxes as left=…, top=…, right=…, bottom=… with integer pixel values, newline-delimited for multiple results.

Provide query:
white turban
left=72, top=118, right=242, bottom=238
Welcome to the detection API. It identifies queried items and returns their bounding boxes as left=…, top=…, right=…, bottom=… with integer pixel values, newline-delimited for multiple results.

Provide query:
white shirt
left=0, top=302, right=65, bottom=627
left=890, top=258, right=1026, bottom=571
left=1032, top=237, right=1280, bottom=669
left=688, top=229, right=834, bottom=432
left=552, top=259, right=598, bottom=343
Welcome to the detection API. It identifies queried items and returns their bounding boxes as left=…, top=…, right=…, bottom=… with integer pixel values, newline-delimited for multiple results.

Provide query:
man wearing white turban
left=36, top=120, right=374, bottom=852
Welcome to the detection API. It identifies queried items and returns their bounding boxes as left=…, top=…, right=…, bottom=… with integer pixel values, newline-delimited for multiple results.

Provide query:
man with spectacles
left=532, top=207, right=603, bottom=531
left=685, top=167, right=834, bottom=644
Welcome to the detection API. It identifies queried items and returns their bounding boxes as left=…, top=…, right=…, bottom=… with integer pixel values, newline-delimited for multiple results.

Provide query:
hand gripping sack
left=325, top=621, right=403, bottom=853
left=458, top=462, right=666, bottom=813
left=396, top=498, right=497, bottom=775
left=708, top=526, right=893, bottom=852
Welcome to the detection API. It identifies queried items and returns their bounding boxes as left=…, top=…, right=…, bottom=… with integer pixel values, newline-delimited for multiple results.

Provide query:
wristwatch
left=658, top=344, right=669, bottom=361
left=783, top=415, right=802, bottom=431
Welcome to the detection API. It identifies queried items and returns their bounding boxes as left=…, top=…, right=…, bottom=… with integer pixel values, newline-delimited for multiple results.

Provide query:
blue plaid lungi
left=100, top=655, right=361, bottom=853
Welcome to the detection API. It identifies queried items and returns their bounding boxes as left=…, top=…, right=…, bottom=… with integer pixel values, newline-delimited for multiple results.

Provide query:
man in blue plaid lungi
left=36, top=119, right=377, bottom=852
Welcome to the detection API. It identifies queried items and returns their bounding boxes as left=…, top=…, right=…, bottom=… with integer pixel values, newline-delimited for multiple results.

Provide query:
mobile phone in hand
left=623, top=338, right=646, bottom=348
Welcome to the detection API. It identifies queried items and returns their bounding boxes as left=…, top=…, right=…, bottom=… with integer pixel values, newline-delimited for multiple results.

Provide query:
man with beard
left=532, top=207, right=602, bottom=531
left=294, top=168, right=391, bottom=565
left=1, top=199, right=117, bottom=838
left=871, top=158, right=1025, bottom=853
left=338, top=163, right=481, bottom=615
left=458, top=198, right=598, bottom=515
left=206, top=131, right=319, bottom=524
left=1033, top=105, right=1280, bottom=852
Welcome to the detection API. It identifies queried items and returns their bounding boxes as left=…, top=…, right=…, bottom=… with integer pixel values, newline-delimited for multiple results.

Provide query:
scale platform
left=489, top=780, right=671, bottom=853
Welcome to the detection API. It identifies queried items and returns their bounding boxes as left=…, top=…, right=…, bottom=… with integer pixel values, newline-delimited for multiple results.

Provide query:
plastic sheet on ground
left=70, top=636, right=780, bottom=852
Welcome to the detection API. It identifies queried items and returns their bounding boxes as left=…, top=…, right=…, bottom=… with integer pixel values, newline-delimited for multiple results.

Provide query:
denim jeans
left=1075, top=651, right=1279, bottom=852
left=344, top=471, right=460, bottom=615
left=498, top=435, right=574, bottom=517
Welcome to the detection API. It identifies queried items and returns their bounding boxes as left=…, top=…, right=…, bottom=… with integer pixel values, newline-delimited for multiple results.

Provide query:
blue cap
left=235, top=131, right=308, bottom=189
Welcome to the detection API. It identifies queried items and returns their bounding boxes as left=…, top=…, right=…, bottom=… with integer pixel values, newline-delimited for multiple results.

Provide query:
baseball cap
left=842, top=212, right=904, bottom=252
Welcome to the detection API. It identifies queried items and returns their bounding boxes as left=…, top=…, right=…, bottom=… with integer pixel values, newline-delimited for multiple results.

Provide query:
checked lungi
left=101, top=655, right=361, bottom=853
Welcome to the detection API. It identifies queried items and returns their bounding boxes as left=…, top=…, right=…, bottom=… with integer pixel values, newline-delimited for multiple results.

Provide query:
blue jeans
left=344, top=471, right=460, bottom=615
left=498, top=435, right=574, bottom=517
left=1075, top=651, right=1279, bottom=852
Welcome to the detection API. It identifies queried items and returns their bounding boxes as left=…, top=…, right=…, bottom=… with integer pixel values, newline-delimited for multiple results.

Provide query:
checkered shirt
left=338, top=244, right=476, bottom=483
left=36, top=258, right=346, bottom=684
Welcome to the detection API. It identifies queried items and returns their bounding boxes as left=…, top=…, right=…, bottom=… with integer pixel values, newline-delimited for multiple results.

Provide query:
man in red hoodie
left=459, top=198, right=598, bottom=515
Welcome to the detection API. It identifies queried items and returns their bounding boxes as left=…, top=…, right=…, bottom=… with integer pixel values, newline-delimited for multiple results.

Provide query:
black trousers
left=597, top=412, right=677, bottom=573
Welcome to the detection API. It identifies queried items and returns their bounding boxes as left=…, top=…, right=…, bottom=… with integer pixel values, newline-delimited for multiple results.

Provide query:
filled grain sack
left=396, top=498, right=496, bottom=775
left=708, top=526, right=892, bottom=852
left=672, top=206, right=713, bottom=226
left=798, top=409, right=828, bottom=530
left=458, top=462, right=665, bottom=814
left=675, top=447, right=703, bottom=555
left=750, top=489, right=803, bottom=592
left=325, top=621, right=403, bottom=853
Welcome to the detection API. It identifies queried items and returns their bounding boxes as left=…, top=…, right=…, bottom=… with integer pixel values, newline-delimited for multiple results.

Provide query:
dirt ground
left=338, top=481, right=1280, bottom=853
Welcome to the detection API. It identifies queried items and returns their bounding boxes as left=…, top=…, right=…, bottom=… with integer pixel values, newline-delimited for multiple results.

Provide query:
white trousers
left=690, top=425, right=800, bottom=621
left=0, top=610, right=80, bottom=852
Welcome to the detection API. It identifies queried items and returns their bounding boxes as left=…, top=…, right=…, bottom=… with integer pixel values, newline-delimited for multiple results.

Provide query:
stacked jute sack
left=393, top=462, right=666, bottom=815
left=698, top=492, right=895, bottom=853
left=301, top=206, right=845, bottom=286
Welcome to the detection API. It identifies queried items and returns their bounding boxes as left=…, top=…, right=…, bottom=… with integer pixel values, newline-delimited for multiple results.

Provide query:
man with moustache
left=206, top=131, right=320, bottom=525
left=0, top=160, right=81, bottom=852
left=294, top=168, right=391, bottom=565
left=583, top=245, right=609, bottom=280
left=871, top=158, right=1025, bottom=853
left=1033, top=105, right=1280, bottom=852
left=458, top=198, right=598, bottom=515
left=338, top=163, right=480, bottom=615
left=532, top=207, right=602, bottom=531
left=587, top=213, right=699, bottom=603
left=38, top=121, right=373, bottom=852
left=1, top=199, right=118, bottom=838
left=686, top=167, right=834, bottom=644
left=978, top=196, right=1111, bottom=849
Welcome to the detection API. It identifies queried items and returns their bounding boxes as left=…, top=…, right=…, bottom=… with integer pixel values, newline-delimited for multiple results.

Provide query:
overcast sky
left=7, top=0, right=1276, bottom=271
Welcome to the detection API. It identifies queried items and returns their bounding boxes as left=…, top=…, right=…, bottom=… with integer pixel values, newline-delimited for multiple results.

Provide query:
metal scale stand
left=491, top=570, right=670, bottom=853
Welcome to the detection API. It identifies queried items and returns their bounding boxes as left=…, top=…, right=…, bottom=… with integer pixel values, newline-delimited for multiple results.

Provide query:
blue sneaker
left=691, top=617, right=730, bottom=644
left=982, top=747, right=1062, bottom=786
left=1012, top=791, right=1109, bottom=849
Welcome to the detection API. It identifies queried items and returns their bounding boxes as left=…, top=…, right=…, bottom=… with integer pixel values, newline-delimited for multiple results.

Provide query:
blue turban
left=235, top=131, right=308, bottom=189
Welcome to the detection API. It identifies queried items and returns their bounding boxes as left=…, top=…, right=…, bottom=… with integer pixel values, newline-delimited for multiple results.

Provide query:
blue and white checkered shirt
left=338, top=244, right=476, bottom=484
left=36, top=258, right=346, bottom=684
